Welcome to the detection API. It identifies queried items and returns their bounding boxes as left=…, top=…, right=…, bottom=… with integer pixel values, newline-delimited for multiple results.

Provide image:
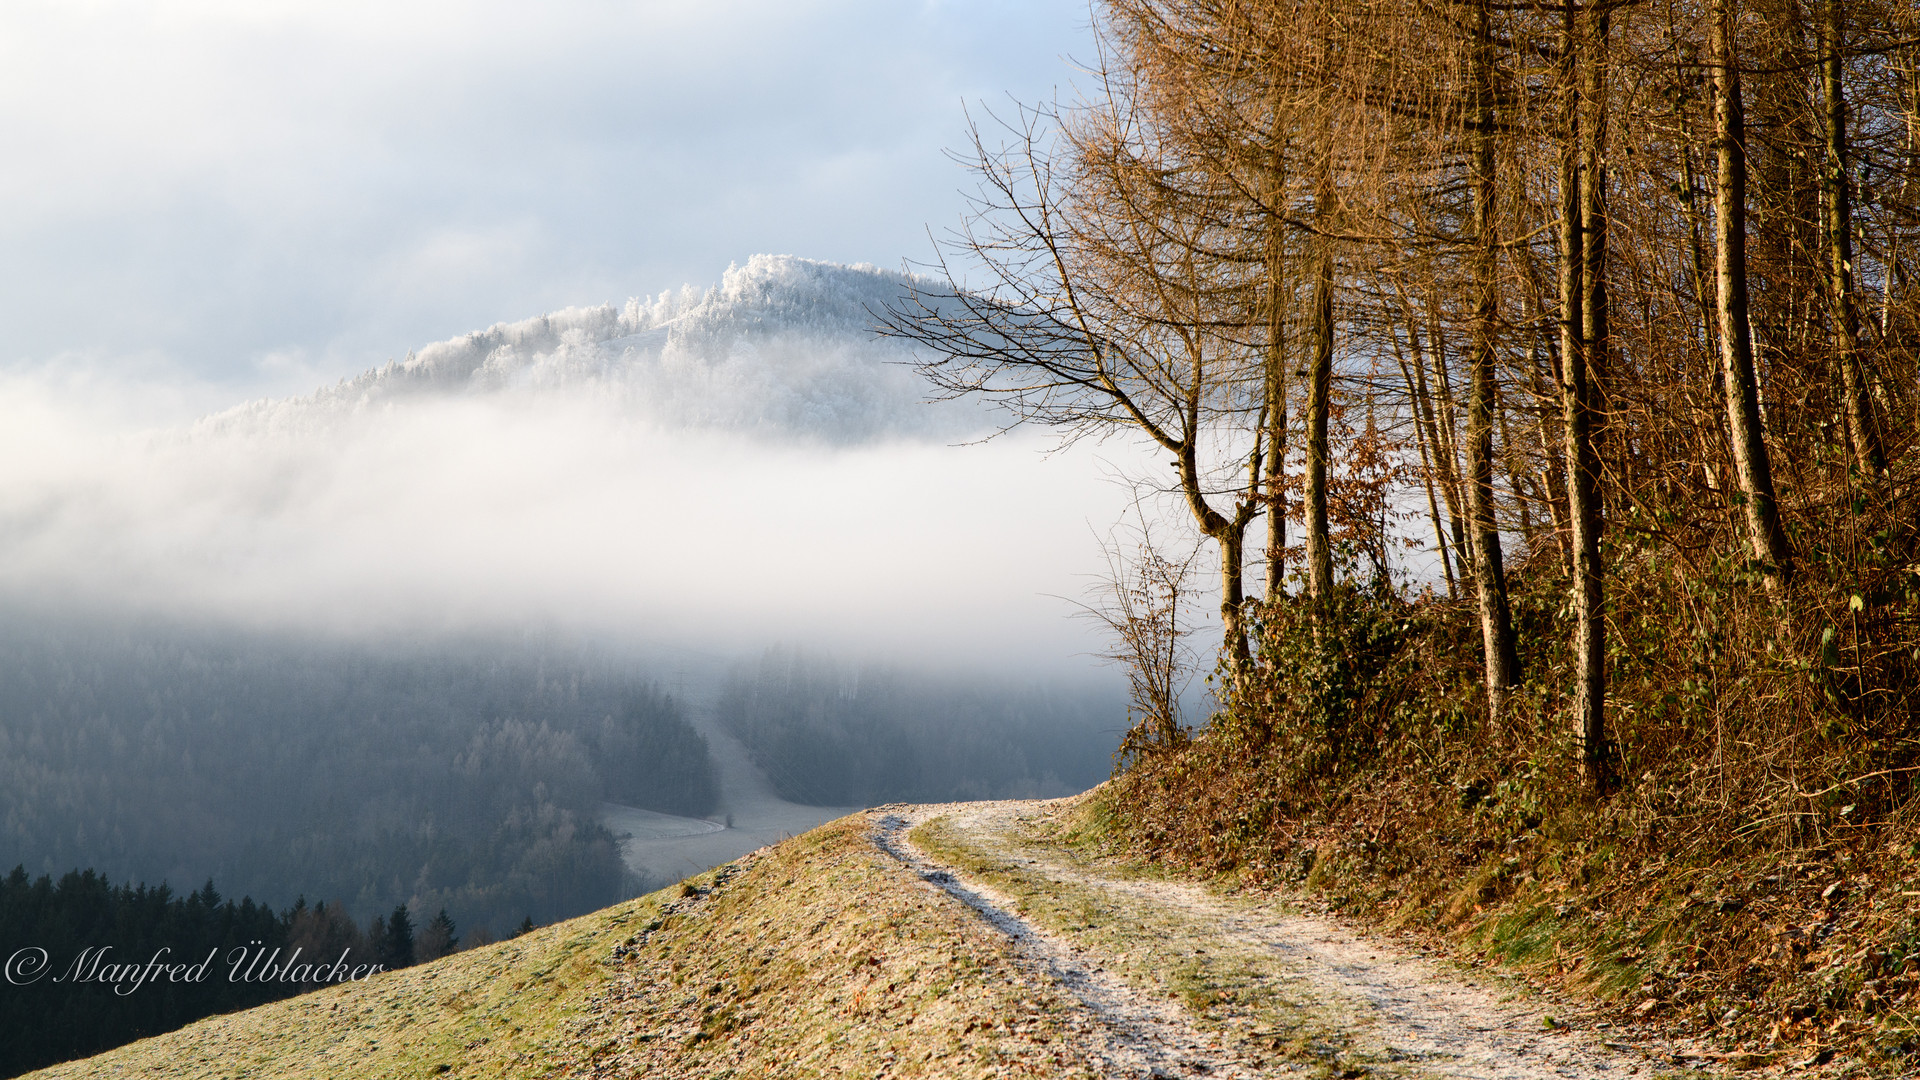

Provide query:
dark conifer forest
left=0, top=868, right=477, bottom=1078
left=0, top=612, right=715, bottom=937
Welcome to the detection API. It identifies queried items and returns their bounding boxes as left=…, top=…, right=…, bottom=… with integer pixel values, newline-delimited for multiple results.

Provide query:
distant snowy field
left=0, top=255, right=1141, bottom=672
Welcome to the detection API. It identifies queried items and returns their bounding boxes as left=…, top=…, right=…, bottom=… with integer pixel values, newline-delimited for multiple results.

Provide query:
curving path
left=875, top=800, right=1708, bottom=1080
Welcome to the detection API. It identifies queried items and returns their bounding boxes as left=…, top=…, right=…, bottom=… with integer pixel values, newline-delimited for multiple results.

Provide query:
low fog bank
left=0, top=256, right=1140, bottom=671
left=0, top=398, right=1123, bottom=665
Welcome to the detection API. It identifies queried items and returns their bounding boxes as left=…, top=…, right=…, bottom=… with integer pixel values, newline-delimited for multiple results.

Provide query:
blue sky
left=0, top=0, right=1091, bottom=396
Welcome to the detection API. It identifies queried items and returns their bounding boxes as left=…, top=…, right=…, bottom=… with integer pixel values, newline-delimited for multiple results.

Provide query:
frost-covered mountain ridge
left=200, top=255, right=971, bottom=443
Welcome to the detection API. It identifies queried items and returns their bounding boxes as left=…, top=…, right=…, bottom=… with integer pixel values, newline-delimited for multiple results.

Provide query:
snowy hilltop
left=197, top=255, right=976, bottom=444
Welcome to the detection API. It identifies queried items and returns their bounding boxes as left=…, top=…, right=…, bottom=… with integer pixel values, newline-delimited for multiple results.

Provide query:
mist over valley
left=0, top=255, right=1133, bottom=944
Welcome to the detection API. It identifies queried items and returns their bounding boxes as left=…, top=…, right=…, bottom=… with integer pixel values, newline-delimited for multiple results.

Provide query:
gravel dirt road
left=878, top=799, right=1717, bottom=1079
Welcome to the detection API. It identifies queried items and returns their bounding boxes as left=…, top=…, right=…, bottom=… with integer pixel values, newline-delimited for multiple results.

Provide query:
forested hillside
left=717, top=649, right=1118, bottom=806
left=893, top=0, right=1920, bottom=1066
left=0, top=614, right=715, bottom=936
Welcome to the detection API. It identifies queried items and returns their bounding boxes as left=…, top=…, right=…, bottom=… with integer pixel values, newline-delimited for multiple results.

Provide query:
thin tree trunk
left=1264, top=356, right=1289, bottom=601
left=1902, top=39, right=1919, bottom=431
left=1264, top=198, right=1291, bottom=602
left=1681, top=143, right=1732, bottom=494
left=1904, top=35, right=1919, bottom=432
left=1821, top=0, right=1886, bottom=476
left=1529, top=333, right=1572, bottom=566
left=1400, top=350, right=1458, bottom=599
left=1467, top=0, right=1520, bottom=713
left=1427, top=296, right=1473, bottom=575
left=1563, top=1, right=1611, bottom=796
left=1495, top=381, right=1537, bottom=547
left=1397, top=292, right=1460, bottom=596
left=1711, top=0, right=1795, bottom=592
left=1407, top=295, right=1469, bottom=589
left=1305, top=159, right=1336, bottom=604
left=1179, top=437, right=1255, bottom=667
left=1218, top=524, right=1250, bottom=666
left=1513, top=246, right=1571, bottom=566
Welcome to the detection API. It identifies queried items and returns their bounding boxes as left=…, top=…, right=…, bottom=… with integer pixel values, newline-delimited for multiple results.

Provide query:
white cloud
left=0, top=387, right=1136, bottom=672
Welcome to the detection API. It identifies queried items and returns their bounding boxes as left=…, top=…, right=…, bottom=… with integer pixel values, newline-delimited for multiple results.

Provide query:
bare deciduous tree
left=882, top=104, right=1267, bottom=665
left=1075, top=516, right=1202, bottom=759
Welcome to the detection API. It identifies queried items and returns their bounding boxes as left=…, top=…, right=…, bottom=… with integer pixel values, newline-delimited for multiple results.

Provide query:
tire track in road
left=875, top=808, right=1280, bottom=1079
